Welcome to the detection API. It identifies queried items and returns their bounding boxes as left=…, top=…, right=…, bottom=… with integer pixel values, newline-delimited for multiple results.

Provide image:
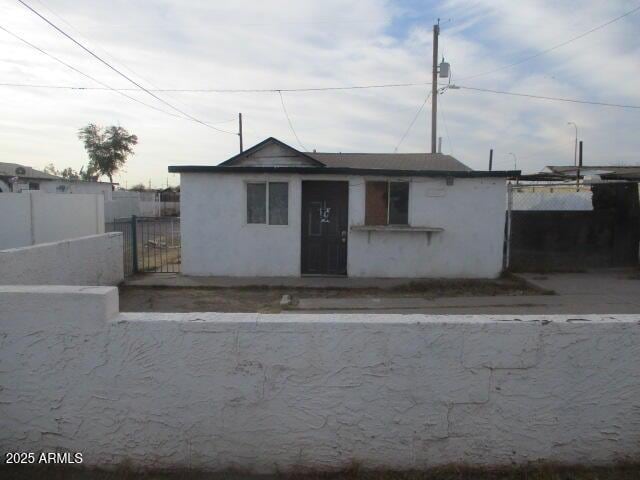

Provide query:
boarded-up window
left=247, top=182, right=289, bottom=225
left=268, top=182, right=288, bottom=225
left=365, top=181, right=409, bottom=225
left=247, top=183, right=266, bottom=223
left=365, top=182, right=388, bottom=225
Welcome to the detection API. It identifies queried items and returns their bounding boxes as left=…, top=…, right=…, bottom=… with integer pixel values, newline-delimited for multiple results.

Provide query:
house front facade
left=170, top=138, right=514, bottom=278
left=0, top=162, right=113, bottom=198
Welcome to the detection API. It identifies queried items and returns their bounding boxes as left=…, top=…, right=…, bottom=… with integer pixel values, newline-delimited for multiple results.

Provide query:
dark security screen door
left=301, top=181, right=349, bottom=275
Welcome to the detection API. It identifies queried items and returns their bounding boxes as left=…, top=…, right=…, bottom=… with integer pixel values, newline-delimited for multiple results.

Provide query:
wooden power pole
left=431, top=21, right=439, bottom=154
left=238, top=113, right=244, bottom=153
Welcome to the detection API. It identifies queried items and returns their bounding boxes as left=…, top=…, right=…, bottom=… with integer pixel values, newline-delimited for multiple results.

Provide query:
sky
left=0, top=0, right=639, bottom=187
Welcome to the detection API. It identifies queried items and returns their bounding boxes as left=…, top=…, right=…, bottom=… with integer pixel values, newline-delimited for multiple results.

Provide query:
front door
left=301, top=181, right=349, bottom=275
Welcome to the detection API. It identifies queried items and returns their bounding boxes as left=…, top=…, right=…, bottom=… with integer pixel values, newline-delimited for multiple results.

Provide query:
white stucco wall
left=1, top=285, right=639, bottom=471
left=0, top=233, right=124, bottom=286
left=0, top=192, right=104, bottom=249
left=36, top=180, right=113, bottom=199
left=180, top=173, right=506, bottom=278
left=181, top=172, right=302, bottom=276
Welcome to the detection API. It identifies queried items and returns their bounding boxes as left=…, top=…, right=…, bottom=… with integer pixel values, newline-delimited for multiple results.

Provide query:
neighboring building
left=0, top=162, right=113, bottom=198
left=169, top=137, right=514, bottom=278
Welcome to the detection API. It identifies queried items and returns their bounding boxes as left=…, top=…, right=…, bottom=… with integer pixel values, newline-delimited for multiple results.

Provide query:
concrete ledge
left=0, top=285, right=119, bottom=333
left=0, top=232, right=124, bottom=286
left=1, top=287, right=638, bottom=472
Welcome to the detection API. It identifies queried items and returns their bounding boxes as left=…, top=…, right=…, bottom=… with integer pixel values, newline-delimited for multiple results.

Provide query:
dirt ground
left=2, top=463, right=639, bottom=480
left=119, top=275, right=545, bottom=313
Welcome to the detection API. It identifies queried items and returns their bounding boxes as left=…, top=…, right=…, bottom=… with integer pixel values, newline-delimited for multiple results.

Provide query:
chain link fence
left=510, top=183, right=593, bottom=211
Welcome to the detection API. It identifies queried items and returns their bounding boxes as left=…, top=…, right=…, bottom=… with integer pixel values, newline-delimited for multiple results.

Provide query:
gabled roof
left=219, top=137, right=325, bottom=167
left=0, top=162, right=62, bottom=180
left=169, top=137, right=518, bottom=178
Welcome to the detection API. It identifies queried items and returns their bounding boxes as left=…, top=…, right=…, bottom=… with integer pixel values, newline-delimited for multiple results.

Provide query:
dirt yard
left=119, top=275, right=545, bottom=313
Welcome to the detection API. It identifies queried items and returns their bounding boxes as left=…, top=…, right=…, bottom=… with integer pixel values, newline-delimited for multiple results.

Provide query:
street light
left=508, top=152, right=517, bottom=170
left=567, top=122, right=578, bottom=166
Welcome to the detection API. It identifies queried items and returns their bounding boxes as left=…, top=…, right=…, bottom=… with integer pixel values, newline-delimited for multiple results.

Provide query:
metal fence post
left=131, top=215, right=139, bottom=274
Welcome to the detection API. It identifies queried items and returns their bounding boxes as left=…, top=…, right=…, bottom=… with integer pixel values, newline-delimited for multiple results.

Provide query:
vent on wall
left=15, top=167, right=26, bottom=175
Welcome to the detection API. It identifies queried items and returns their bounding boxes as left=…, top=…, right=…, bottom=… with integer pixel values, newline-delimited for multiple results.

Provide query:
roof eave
left=168, top=165, right=518, bottom=178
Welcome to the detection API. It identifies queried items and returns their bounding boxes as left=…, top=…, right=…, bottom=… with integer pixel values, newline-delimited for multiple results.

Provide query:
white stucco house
left=169, top=137, right=516, bottom=278
left=0, top=162, right=113, bottom=199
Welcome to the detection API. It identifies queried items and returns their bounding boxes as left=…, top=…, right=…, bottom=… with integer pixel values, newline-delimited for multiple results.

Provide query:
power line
left=0, top=24, right=188, bottom=121
left=32, top=0, right=198, bottom=109
left=278, top=91, right=307, bottom=151
left=453, top=84, right=640, bottom=110
left=0, top=81, right=432, bottom=93
left=16, top=0, right=236, bottom=135
left=458, top=4, right=640, bottom=81
left=393, top=93, right=432, bottom=153
left=3, top=77, right=639, bottom=110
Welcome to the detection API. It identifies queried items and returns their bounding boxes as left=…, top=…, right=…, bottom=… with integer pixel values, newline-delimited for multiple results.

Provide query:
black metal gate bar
left=105, top=216, right=180, bottom=276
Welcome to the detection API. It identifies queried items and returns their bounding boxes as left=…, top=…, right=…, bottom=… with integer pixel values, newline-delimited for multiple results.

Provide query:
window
left=365, top=181, right=409, bottom=226
left=268, top=182, right=288, bottom=225
left=247, top=182, right=288, bottom=225
left=28, top=182, right=40, bottom=191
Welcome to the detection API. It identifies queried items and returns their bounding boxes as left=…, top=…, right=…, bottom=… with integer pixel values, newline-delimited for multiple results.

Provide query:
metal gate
left=106, top=216, right=181, bottom=275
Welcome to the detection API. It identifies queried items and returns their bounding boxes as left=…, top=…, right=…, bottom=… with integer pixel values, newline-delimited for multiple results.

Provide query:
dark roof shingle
left=306, top=152, right=471, bottom=172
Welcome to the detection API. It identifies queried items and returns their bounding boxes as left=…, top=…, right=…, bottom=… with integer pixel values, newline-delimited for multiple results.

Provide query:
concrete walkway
left=123, top=270, right=640, bottom=314
left=293, top=270, right=640, bottom=314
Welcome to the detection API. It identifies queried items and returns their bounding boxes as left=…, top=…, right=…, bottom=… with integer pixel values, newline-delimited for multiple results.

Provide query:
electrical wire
left=16, top=0, right=237, bottom=135
left=458, top=4, right=640, bottom=81
left=0, top=81, right=432, bottom=93
left=453, top=84, right=640, bottom=110
left=393, top=93, right=432, bottom=153
left=31, top=0, right=211, bottom=121
left=278, top=91, right=307, bottom=151
left=0, top=24, right=187, bottom=121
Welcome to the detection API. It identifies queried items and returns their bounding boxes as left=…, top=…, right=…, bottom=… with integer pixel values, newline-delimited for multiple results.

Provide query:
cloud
left=0, top=0, right=638, bottom=186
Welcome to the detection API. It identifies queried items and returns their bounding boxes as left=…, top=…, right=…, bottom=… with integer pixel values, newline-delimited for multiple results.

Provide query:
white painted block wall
left=0, top=192, right=105, bottom=249
left=0, top=233, right=124, bottom=286
left=1, top=286, right=639, bottom=472
left=180, top=173, right=506, bottom=278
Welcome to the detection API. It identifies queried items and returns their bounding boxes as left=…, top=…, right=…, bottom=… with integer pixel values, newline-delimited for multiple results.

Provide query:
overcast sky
left=1, top=0, right=639, bottom=187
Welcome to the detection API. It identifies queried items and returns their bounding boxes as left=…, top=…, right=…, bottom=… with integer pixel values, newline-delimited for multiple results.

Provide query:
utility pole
left=431, top=20, right=439, bottom=154
left=576, top=140, right=583, bottom=191
left=238, top=112, right=244, bottom=153
left=489, top=149, right=493, bottom=171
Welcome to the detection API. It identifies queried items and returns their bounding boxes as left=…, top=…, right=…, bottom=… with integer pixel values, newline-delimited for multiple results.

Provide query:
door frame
left=300, top=180, right=349, bottom=276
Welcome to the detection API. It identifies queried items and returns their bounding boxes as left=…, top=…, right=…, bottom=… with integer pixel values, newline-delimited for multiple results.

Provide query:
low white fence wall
left=105, top=196, right=140, bottom=222
left=1, top=286, right=638, bottom=472
left=0, top=233, right=124, bottom=286
left=0, top=192, right=104, bottom=249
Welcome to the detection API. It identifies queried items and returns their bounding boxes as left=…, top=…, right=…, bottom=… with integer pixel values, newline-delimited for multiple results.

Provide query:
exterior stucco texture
left=0, top=233, right=124, bottom=286
left=180, top=173, right=506, bottom=278
left=1, top=286, right=639, bottom=471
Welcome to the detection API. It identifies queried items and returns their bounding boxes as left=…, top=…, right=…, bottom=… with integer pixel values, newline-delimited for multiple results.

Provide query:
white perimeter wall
left=1, top=285, right=639, bottom=472
left=0, top=233, right=123, bottom=286
left=180, top=173, right=505, bottom=278
left=0, top=192, right=104, bottom=249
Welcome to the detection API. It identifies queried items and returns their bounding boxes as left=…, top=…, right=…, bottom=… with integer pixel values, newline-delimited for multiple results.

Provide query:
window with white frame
left=246, top=182, right=288, bottom=225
